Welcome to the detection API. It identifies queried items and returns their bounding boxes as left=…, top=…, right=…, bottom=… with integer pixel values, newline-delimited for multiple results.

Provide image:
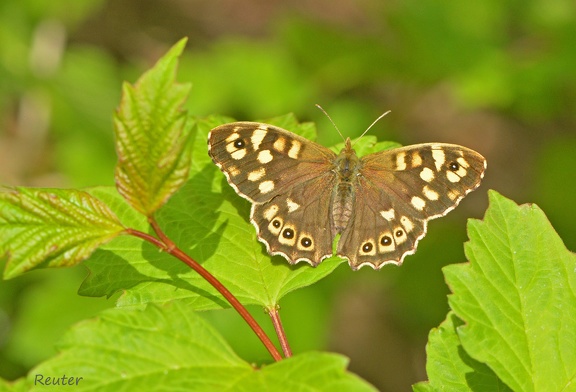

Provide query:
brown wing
left=209, top=122, right=339, bottom=265
left=208, top=122, right=336, bottom=203
left=250, top=172, right=336, bottom=265
left=338, top=143, right=486, bottom=269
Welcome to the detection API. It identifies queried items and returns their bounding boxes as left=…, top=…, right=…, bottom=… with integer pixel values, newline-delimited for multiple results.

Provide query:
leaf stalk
left=127, top=222, right=284, bottom=362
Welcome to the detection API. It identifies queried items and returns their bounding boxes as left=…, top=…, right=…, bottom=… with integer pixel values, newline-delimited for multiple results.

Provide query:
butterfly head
left=335, top=138, right=360, bottom=180
left=344, top=137, right=353, bottom=152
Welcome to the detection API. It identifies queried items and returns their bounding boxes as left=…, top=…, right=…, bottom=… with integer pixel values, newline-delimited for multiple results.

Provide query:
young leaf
left=444, top=191, right=576, bottom=391
left=26, top=300, right=375, bottom=391
left=0, top=187, right=125, bottom=279
left=114, top=38, right=193, bottom=216
left=81, top=117, right=344, bottom=310
left=413, top=312, right=512, bottom=391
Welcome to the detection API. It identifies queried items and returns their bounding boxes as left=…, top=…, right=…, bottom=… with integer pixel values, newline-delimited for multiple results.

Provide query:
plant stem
left=127, top=224, right=283, bottom=362
left=268, top=306, right=292, bottom=358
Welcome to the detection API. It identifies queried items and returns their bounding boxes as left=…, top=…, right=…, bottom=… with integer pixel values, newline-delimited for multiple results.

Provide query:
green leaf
left=413, top=312, right=512, bottom=391
left=444, top=191, right=576, bottom=391
left=28, top=300, right=251, bottom=391
left=114, top=38, right=193, bottom=216
left=0, top=187, right=125, bottom=279
left=260, top=112, right=317, bottom=141
left=332, top=136, right=401, bottom=157
left=81, top=116, right=344, bottom=309
left=244, top=352, right=377, bottom=392
left=0, top=378, right=27, bottom=392
left=26, top=300, right=375, bottom=391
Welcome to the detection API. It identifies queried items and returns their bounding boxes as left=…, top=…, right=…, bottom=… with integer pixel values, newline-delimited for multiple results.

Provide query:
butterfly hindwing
left=337, top=179, right=427, bottom=269
left=251, top=173, right=335, bottom=265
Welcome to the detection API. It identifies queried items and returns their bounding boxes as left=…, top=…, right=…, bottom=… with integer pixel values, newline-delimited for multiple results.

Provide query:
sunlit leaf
left=0, top=187, right=125, bottom=279
left=413, top=312, right=512, bottom=391
left=114, top=38, right=193, bottom=216
left=0, top=377, right=27, bottom=392
left=26, top=300, right=376, bottom=391
left=444, top=191, right=576, bottom=391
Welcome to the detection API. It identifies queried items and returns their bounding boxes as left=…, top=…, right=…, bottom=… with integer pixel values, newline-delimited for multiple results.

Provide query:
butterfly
left=208, top=121, right=486, bottom=270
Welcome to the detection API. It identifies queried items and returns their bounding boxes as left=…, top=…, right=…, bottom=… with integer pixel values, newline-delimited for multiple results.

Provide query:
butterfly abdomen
left=331, top=181, right=355, bottom=234
left=330, top=144, right=361, bottom=235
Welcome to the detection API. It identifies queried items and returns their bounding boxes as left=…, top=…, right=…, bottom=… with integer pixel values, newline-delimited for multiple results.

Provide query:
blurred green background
left=1, top=0, right=575, bottom=390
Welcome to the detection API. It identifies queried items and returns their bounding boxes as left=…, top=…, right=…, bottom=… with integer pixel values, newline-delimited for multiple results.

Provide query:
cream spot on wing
left=250, top=128, right=267, bottom=151
left=297, top=233, right=315, bottom=251
left=456, top=157, right=470, bottom=168
left=228, top=165, right=240, bottom=177
left=454, top=165, right=468, bottom=177
left=420, top=167, right=435, bottom=182
left=411, top=196, right=426, bottom=211
left=400, top=216, right=414, bottom=233
left=411, top=151, right=423, bottom=167
left=263, top=205, right=279, bottom=221
left=394, top=227, right=407, bottom=245
left=395, top=152, right=407, bottom=170
left=286, top=198, right=300, bottom=212
left=359, top=239, right=377, bottom=256
left=268, top=217, right=283, bottom=235
left=380, top=209, right=395, bottom=221
left=278, top=224, right=297, bottom=246
left=225, top=133, right=243, bottom=154
left=259, top=180, right=275, bottom=194
left=231, top=149, right=246, bottom=160
left=257, top=150, right=273, bottom=164
left=432, top=146, right=445, bottom=171
left=288, top=140, right=302, bottom=159
left=446, top=171, right=461, bottom=183
left=225, top=132, right=240, bottom=143
left=273, top=137, right=286, bottom=152
left=447, top=190, right=460, bottom=201
left=423, top=185, right=439, bottom=200
left=378, top=233, right=395, bottom=253
left=247, top=167, right=266, bottom=182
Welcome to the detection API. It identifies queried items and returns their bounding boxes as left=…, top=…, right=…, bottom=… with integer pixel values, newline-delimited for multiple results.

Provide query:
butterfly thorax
left=330, top=138, right=361, bottom=234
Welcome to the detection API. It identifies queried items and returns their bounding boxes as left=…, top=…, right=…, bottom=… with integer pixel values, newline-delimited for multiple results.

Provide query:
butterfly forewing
left=361, top=143, right=486, bottom=219
left=208, top=121, right=486, bottom=269
left=208, top=122, right=336, bottom=203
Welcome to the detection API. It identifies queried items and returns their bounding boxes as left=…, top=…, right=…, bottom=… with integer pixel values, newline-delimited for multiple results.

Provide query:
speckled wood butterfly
left=208, top=122, right=486, bottom=270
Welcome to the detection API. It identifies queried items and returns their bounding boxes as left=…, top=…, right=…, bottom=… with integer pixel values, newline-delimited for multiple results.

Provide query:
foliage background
left=0, top=0, right=574, bottom=390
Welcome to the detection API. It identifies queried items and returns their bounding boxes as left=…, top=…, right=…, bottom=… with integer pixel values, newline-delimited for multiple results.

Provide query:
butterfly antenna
left=354, top=110, right=391, bottom=145
left=315, top=104, right=346, bottom=142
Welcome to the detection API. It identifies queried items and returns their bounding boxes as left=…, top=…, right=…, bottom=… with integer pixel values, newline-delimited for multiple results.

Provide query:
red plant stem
left=127, top=225, right=283, bottom=362
left=268, top=306, right=292, bottom=358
